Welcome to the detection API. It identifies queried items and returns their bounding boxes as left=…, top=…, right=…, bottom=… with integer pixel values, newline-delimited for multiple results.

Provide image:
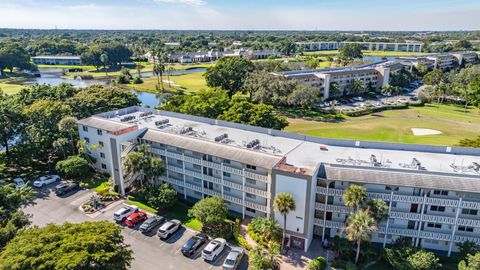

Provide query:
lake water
left=363, top=56, right=396, bottom=62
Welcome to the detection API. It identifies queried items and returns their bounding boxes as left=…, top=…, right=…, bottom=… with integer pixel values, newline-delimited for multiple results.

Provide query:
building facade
left=78, top=107, right=480, bottom=254
left=31, top=55, right=82, bottom=65
left=297, top=41, right=424, bottom=52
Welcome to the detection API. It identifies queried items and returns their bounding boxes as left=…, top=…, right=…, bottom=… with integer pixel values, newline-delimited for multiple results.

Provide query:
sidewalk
left=240, top=217, right=257, bottom=248
left=280, top=238, right=331, bottom=270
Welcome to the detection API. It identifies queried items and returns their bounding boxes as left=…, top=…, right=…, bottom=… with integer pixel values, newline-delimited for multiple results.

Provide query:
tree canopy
left=205, top=56, right=254, bottom=97
left=55, top=155, right=91, bottom=179
left=188, top=196, right=228, bottom=226
left=0, top=222, right=133, bottom=270
left=338, top=44, right=363, bottom=60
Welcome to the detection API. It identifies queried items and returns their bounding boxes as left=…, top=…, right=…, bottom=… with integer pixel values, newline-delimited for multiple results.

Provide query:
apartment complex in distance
left=274, top=51, right=479, bottom=99
left=31, top=55, right=82, bottom=66
left=145, top=49, right=281, bottom=64
left=78, top=106, right=480, bottom=255
left=297, top=41, right=424, bottom=52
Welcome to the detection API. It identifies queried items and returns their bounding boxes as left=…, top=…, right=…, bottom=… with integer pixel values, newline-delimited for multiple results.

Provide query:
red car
left=125, top=211, right=147, bottom=227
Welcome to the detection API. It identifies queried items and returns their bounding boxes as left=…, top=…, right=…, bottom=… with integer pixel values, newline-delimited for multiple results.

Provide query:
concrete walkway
left=280, top=238, right=333, bottom=270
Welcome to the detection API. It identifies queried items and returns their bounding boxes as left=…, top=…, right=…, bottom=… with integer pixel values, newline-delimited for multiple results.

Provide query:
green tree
left=459, top=252, right=480, bottom=270
left=100, top=53, right=109, bottom=76
left=55, top=155, right=91, bottom=179
left=457, top=241, right=480, bottom=262
left=342, top=184, right=367, bottom=212
left=219, top=101, right=288, bottom=130
left=0, top=222, right=133, bottom=270
left=205, top=56, right=254, bottom=97
left=0, top=41, right=32, bottom=75
left=179, top=88, right=231, bottom=118
left=58, top=116, right=79, bottom=155
left=124, top=144, right=165, bottom=186
left=0, top=91, right=22, bottom=156
left=274, top=193, right=296, bottom=250
left=247, top=217, right=282, bottom=246
left=188, top=196, right=228, bottom=226
left=423, top=69, right=444, bottom=86
left=153, top=63, right=166, bottom=91
left=338, top=44, right=363, bottom=61
left=137, top=183, right=177, bottom=210
left=287, top=84, right=322, bottom=108
left=307, top=256, right=327, bottom=270
left=458, top=136, right=480, bottom=148
left=352, top=79, right=366, bottom=96
left=366, top=198, right=389, bottom=222
left=407, top=250, right=442, bottom=270
left=344, top=209, right=377, bottom=263
left=249, top=243, right=281, bottom=270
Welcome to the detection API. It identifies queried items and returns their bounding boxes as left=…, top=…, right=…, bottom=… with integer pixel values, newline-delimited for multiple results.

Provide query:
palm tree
left=342, top=184, right=367, bottom=212
left=344, top=209, right=377, bottom=263
left=58, top=116, right=78, bottom=154
left=274, top=193, right=296, bottom=250
left=329, top=82, right=341, bottom=98
left=167, top=66, right=175, bottom=88
left=100, top=53, right=109, bottom=76
left=124, top=144, right=165, bottom=186
left=352, top=79, right=366, bottom=96
left=153, top=63, right=166, bottom=92
left=145, top=156, right=166, bottom=184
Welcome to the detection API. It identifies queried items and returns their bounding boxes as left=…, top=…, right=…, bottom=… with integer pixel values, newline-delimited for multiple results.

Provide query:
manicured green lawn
left=0, top=82, right=25, bottom=95
left=130, top=72, right=208, bottom=93
left=126, top=197, right=202, bottom=231
left=285, top=104, right=480, bottom=146
left=80, top=175, right=109, bottom=191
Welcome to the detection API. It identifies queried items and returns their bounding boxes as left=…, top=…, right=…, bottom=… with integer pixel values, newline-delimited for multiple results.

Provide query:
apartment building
left=31, top=55, right=82, bottom=65
left=297, top=41, right=423, bottom=52
left=401, top=51, right=479, bottom=71
left=273, top=62, right=391, bottom=100
left=145, top=49, right=281, bottom=64
left=77, top=106, right=480, bottom=255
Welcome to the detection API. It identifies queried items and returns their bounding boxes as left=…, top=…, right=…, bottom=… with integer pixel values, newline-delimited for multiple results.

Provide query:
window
left=462, top=209, right=478, bottom=216
left=223, top=172, right=231, bottom=178
left=97, top=129, right=103, bottom=135
left=246, top=207, right=256, bottom=213
left=100, top=152, right=105, bottom=158
left=99, top=141, right=104, bottom=147
left=458, top=226, right=474, bottom=232
left=82, top=126, right=88, bottom=132
left=101, top=164, right=107, bottom=170
left=391, top=202, right=397, bottom=208
left=84, top=137, right=90, bottom=143
left=246, top=193, right=256, bottom=199
left=224, top=187, right=231, bottom=192
left=176, top=160, right=183, bottom=166
left=427, top=223, right=442, bottom=229
left=433, top=190, right=449, bottom=196
left=430, top=205, right=445, bottom=212
left=246, top=164, right=257, bottom=170
left=224, top=159, right=230, bottom=164
left=246, top=179, right=256, bottom=185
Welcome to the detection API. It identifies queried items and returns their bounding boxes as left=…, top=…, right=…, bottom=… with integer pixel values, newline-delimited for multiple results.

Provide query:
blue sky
left=0, top=0, right=479, bottom=30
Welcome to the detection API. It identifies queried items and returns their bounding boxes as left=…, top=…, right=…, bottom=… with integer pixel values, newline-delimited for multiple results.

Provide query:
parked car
left=33, top=175, right=60, bottom=187
left=13, top=178, right=26, bottom=188
left=55, top=182, right=79, bottom=196
left=157, top=219, right=181, bottom=239
left=125, top=211, right=148, bottom=227
left=181, top=233, right=208, bottom=257
left=223, top=246, right=245, bottom=270
left=113, top=205, right=139, bottom=222
left=202, top=238, right=227, bottom=261
left=139, top=215, right=165, bottom=233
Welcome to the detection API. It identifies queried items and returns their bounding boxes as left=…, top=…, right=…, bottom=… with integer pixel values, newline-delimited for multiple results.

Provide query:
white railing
left=184, top=156, right=202, bottom=165
left=203, top=174, right=222, bottom=185
left=453, top=235, right=480, bottom=244
left=151, top=148, right=166, bottom=156
left=223, top=180, right=244, bottom=191
left=121, top=142, right=137, bottom=158
left=457, top=218, right=480, bottom=227
left=223, top=165, right=243, bottom=176
left=204, top=189, right=221, bottom=197
left=245, top=200, right=268, bottom=212
left=245, top=171, right=268, bottom=183
left=166, top=152, right=184, bottom=160
left=160, top=177, right=184, bottom=187
left=123, top=172, right=141, bottom=187
left=185, top=182, right=202, bottom=192
left=184, top=168, right=203, bottom=179
left=202, top=160, right=222, bottom=170
left=244, top=186, right=269, bottom=198
left=461, top=200, right=480, bottom=209
left=223, top=194, right=243, bottom=205
left=167, top=165, right=184, bottom=174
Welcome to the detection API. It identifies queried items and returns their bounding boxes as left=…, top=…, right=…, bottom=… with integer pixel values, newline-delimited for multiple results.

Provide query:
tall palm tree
left=344, top=209, right=377, bottom=263
left=153, top=63, right=166, bottom=92
left=342, top=184, right=367, bottom=212
left=167, top=66, right=175, bottom=88
left=274, top=193, right=296, bottom=250
left=352, top=79, right=366, bottom=96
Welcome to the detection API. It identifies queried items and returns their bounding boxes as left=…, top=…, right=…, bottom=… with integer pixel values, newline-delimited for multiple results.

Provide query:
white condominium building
left=78, top=107, right=480, bottom=255
left=31, top=55, right=82, bottom=66
left=297, top=41, right=424, bottom=52
left=272, top=61, right=392, bottom=100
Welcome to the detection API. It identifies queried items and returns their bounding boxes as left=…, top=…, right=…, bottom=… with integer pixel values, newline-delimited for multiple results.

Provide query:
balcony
left=185, top=182, right=202, bottom=192
left=245, top=200, right=268, bottom=213
left=159, top=176, right=184, bottom=187
left=184, top=168, right=203, bottom=179
left=245, top=171, right=268, bottom=183
left=245, top=186, right=269, bottom=198
left=202, top=160, right=222, bottom=170
left=223, top=165, right=243, bottom=176
left=151, top=148, right=166, bottom=156
left=223, top=180, right=244, bottom=191
left=167, top=165, right=184, bottom=174
left=223, top=194, right=243, bottom=205
left=184, top=155, right=202, bottom=165
left=203, top=174, right=222, bottom=185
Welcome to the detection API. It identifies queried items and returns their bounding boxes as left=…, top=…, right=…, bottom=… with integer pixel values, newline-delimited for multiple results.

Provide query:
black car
left=55, top=182, right=79, bottom=195
left=139, top=215, right=165, bottom=233
left=181, top=233, right=208, bottom=257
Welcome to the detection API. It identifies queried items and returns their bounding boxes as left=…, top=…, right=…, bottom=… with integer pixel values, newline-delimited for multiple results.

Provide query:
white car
left=113, top=205, right=139, bottom=222
left=13, top=178, right=25, bottom=188
left=223, top=246, right=245, bottom=270
left=33, top=175, right=60, bottom=187
left=157, top=219, right=181, bottom=239
left=202, top=238, right=226, bottom=261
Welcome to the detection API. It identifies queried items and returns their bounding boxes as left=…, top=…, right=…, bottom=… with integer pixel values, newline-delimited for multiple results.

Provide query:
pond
left=131, top=90, right=163, bottom=108
left=23, top=68, right=108, bottom=87
left=363, top=56, right=396, bottom=62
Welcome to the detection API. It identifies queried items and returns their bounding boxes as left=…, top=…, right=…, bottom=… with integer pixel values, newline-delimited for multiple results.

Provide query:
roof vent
left=180, top=127, right=193, bottom=135
left=139, top=111, right=153, bottom=118
left=120, top=115, right=136, bottom=122
left=155, top=119, right=169, bottom=126
left=214, top=133, right=228, bottom=142
left=246, top=139, right=260, bottom=149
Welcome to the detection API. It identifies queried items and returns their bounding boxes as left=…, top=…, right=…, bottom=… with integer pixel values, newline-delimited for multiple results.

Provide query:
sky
left=0, top=0, right=479, bottom=31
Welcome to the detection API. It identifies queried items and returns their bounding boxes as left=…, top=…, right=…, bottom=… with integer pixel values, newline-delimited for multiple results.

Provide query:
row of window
left=82, top=126, right=103, bottom=136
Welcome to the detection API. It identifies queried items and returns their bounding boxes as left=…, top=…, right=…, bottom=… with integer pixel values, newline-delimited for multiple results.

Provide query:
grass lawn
left=304, top=50, right=429, bottom=57
left=126, top=196, right=202, bottom=231
left=130, top=72, right=208, bottom=93
left=285, top=104, right=480, bottom=146
left=80, top=174, right=110, bottom=192
left=0, top=81, right=25, bottom=95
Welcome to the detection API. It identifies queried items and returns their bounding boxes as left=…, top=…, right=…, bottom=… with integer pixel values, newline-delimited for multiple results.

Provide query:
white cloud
left=153, top=0, right=206, bottom=7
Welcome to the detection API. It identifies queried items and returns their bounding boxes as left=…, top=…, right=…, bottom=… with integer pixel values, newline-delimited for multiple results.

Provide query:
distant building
left=297, top=41, right=424, bottom=53
left=31, top=55, right=82, bottom=66
left=145, top=49, right=282, bottom=64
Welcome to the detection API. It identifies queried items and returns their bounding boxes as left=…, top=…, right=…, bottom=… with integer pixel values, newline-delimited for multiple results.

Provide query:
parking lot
left=23, top=184, right=248, bottom=270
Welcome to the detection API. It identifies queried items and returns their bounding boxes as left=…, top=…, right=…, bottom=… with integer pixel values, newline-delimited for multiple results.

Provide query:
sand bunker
left=411, top=128, right=442, bottom=136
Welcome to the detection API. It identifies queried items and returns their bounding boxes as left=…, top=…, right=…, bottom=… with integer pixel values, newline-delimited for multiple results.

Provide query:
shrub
left=307, top=256, right=327, bottom=270
left=232, top=218, right=252, bottom=250
left=132, top=76, right=143, bottom=84
left=55, top=155, right=91, bottom=179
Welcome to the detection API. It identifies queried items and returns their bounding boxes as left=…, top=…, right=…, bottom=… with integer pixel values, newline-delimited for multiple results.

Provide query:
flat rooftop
left=89, top=107, right=480, bottom=178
